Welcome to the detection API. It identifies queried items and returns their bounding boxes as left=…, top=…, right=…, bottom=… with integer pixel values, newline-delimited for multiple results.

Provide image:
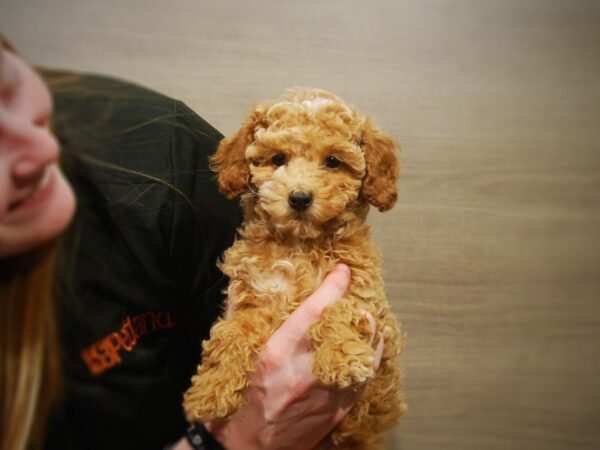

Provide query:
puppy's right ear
left=210, top=106, right=267, bottom=199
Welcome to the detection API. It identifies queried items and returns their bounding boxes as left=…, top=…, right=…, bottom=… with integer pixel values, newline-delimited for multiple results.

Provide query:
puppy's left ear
left=360, top=118, right=400, bottom=212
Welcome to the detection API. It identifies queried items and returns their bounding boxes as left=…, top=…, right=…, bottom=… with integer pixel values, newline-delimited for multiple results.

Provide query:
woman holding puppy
left=0, top=36, right=375, bottom=450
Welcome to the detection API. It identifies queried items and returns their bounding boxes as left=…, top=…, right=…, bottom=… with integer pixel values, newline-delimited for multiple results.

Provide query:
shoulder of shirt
left=44, top=69, right=223, bottom=184
left=45, top=68, right=241, bottom=231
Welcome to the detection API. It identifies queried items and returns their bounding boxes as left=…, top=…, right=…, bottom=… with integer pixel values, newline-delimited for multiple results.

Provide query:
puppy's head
left=211, top=89, right=399, bottom=239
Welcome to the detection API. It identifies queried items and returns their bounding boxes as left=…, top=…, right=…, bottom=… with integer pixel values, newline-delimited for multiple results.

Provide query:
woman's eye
left=324, top=156, right=341, bottom=169
left=271, top=153, right=287, bottom=167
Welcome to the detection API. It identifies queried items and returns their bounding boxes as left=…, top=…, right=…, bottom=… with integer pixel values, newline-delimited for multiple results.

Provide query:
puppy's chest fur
left=219, top=229, right=383, bottom=319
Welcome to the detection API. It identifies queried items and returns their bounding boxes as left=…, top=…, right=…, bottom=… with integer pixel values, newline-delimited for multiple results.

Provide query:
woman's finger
left=266, top=264, right=350, bottom=352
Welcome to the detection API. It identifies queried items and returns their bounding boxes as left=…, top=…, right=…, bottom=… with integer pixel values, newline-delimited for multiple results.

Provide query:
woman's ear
left=210, top=105, right=267, bottom=199
left=360, top=118, right=400, bottom=212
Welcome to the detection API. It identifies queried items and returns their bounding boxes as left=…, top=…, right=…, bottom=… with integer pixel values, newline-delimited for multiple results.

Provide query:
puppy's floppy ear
left=210, top=106, right=266, bottom=199
left=360, top=118, right=400, bottom=212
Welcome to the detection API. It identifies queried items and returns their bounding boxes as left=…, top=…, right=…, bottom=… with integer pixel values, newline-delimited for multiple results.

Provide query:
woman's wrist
left=185, top=423, right=225, bottom=450
left=164, top=423, right=225, bottom=450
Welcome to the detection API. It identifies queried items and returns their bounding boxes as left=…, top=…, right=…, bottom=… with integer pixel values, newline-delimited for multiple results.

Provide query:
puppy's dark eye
left=271, top=153, right=287, bottom=167
left=324, top=156, right=341, bottom=169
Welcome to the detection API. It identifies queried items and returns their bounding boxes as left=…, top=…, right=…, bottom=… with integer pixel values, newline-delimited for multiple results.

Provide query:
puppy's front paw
left=309, top=305, right=378, bottom=389
left=311, top=337, right=376, bottom=388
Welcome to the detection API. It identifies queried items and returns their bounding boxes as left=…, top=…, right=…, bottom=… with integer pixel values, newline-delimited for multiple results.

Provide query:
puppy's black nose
left=288, top=191, right=313, bottom=212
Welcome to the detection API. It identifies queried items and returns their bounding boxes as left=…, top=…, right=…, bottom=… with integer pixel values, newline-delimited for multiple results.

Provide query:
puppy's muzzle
left=288, top=191, right=313, bottom=212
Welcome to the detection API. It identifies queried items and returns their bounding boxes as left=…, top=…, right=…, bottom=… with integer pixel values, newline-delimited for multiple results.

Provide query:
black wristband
left=185, top=423, right=225, bottom=450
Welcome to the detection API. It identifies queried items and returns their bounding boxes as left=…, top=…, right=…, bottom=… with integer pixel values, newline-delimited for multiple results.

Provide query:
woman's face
left=0, top=44, right=76, bottom=258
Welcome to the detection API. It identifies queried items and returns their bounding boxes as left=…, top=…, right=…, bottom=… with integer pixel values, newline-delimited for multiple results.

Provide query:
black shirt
left=42, top=71, right=241, bottom=450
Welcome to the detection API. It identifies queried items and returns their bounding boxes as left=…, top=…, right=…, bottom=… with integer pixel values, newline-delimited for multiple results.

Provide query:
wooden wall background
left=2, top=0, right=599, bottom=448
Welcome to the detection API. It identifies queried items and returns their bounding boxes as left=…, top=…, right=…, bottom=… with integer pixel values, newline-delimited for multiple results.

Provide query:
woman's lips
left=7, top=166, right=53, bottom=213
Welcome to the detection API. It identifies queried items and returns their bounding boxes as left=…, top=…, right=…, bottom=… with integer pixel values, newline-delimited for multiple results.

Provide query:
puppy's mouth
left=254, top=185, right=346, bottom=232
left=287, top=211, right=313, bottom=228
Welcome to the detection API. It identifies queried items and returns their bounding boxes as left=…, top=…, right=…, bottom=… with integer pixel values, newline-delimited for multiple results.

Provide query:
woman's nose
left=1, top=113, right=59, bottom=183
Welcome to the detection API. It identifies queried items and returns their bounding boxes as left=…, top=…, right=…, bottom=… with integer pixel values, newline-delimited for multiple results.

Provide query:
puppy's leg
left=328, top=360, right=405, bottom=449
left=327, top=314, right=406, bottom=449
left=183, top=308, right=271, bottom=422
left=308, top=299, right=378, bottom=388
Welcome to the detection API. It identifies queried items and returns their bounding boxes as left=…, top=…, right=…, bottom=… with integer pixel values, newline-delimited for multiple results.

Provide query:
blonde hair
left=0, top=242, right=62, bottom=450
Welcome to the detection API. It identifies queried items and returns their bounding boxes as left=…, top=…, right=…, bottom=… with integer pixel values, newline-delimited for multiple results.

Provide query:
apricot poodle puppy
left=183, top=88, right=405, bottom=449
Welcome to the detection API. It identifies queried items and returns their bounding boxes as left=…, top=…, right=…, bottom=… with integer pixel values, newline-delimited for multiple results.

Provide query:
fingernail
left=335, top=264, right=350, bottom=276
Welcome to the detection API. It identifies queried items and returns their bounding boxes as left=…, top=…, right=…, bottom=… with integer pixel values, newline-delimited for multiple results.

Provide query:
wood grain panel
left=2, top=0, right=599, bottom=448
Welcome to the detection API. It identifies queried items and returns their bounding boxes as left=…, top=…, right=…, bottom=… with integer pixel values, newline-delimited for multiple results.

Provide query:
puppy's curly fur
left=183, top=89, right=405, bottom=449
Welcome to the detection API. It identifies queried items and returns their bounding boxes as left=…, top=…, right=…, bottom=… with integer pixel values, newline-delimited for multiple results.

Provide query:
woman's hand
left=205, top=264, right=383, bottom=450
